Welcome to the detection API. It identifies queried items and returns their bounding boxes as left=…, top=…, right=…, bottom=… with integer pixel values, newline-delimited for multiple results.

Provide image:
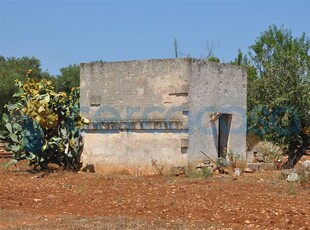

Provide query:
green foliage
left=225, top=151, right=243, bottom=169
left=233, top=49, right=243, bottom=66
left=55, top=64, right=80, bottom=94
left=0, top=78, right=89, bottom=170
left=230, top=50, right=258, bottom=113
left=216, top=157, right=231, bottom=170
left=207, top=56, right=220, bottom=63
left=242, top=25, right=310, bottom=168
left=248, top=106, right=301, bottom=145
left=248, top=26, right=310, bottom=117
left=0, top=56, right=55, bottom=117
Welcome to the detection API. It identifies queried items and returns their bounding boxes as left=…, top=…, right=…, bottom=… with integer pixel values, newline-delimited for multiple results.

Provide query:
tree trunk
left=282, top=134, right=309, bottom=169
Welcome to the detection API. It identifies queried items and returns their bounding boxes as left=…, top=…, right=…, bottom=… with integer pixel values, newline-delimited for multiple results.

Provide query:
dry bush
left=246, top=133, right=261, bottom=151
left=252, top=141, right=283, bottom=163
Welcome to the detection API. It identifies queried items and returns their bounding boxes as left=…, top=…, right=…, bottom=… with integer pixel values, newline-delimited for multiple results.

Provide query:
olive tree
left=246, top=25, right=310, bottom=168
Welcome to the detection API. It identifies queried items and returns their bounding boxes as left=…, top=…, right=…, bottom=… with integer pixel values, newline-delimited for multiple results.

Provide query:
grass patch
left=185, top=164, right=213, bottom=178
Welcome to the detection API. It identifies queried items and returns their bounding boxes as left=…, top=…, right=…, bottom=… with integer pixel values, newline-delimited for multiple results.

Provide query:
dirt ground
left=0, top=159, right=309, bottom=230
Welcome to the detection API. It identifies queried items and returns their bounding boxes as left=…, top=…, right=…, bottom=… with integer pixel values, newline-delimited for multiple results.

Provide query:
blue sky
left=0, top=0, right=310, bottom=75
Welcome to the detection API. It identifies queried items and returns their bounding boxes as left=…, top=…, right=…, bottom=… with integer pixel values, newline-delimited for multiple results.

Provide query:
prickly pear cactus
left=0, top=77, right=89, bottom=170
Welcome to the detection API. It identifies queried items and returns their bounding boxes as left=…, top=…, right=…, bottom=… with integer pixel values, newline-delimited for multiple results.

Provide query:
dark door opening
left=218, top=114, right=232, bottom=158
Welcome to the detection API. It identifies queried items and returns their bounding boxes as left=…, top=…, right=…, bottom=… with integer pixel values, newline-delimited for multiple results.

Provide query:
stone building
left=80, top=58, right=247, bottom=174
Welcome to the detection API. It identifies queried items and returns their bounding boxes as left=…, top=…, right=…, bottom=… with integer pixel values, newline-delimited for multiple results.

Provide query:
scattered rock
left=287, top=171, right=299, bottom=182
left=234, top=168, right=242, bottom=176
left=302, top=160, right=310, bottom=169
left=244, top=167, right=254, bottom=173
left=197, top=161, right=215, bottom=168
left=281, top=169, right=295, bottom=180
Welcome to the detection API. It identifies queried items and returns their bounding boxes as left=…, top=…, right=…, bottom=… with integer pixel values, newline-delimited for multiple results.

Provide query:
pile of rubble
left=281, top=160, right=310, bottom=182
left=196, top=160, right=254, bottom=176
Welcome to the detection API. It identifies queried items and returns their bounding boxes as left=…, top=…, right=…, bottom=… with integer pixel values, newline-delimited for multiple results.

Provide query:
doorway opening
left=218, top=114, right=232, bottom=158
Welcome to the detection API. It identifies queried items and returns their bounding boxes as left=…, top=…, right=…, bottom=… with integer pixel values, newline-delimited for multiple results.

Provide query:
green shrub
left=207, top=56, right=220, bottom=63
left=0, top=77, right=89, bottom=170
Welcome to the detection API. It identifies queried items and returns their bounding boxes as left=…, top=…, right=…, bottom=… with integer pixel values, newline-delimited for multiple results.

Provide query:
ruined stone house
left=80, top=58, right=247, bottom=174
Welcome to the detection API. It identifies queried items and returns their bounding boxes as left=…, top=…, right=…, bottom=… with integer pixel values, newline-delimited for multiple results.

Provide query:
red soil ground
left=0, top=159, right=309, bottom=230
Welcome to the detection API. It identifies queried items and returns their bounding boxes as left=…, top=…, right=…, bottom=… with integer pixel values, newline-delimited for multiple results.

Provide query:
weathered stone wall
left=188, top=60, right=247, bottom=163
left=80, top=59, right=191, bottom=122
left=80, top=59, right=192, bottom=173
left=81, top=131, right=188, bottom=174
left=80, top=58, right=247, bottom=173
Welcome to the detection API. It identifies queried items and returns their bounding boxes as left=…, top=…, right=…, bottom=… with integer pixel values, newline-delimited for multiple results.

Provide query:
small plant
left=207, top=56, right=220, bottom=63
left=185, top=164, right=213, bottom=178
left=225, top=150, right=243, bottom=169
left=216, top=157, right=231, bottom=173
left=286, top=183, right=297, bottom=196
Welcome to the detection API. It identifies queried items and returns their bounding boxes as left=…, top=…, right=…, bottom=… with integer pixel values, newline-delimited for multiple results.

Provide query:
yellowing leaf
left=303, top=126, right=310, bottom=135
left=38, top=106, right=45, bottom=113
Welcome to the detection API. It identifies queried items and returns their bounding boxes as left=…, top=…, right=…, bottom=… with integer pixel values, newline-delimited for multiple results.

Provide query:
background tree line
left=0, top=25, right=309, bottom=168
left=0, top=57, right=80, bottom=115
